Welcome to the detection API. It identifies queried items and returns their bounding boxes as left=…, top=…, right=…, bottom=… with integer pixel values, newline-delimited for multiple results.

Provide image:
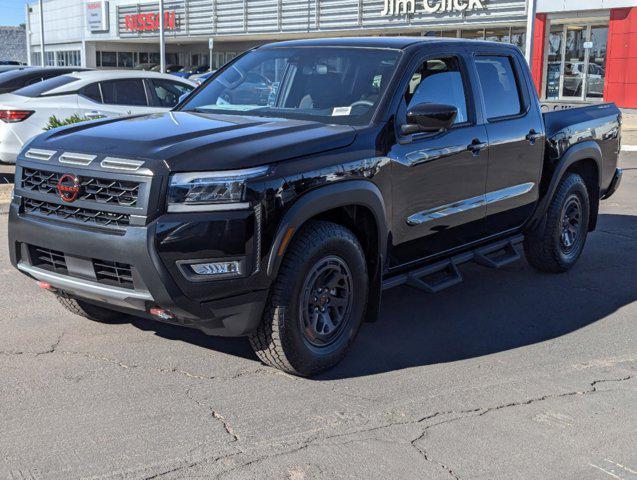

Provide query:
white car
left=0, top=70, right=195, bottom=163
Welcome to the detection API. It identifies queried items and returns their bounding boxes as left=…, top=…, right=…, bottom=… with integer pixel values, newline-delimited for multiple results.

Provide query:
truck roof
left=260, top=36, right=513, bottom=50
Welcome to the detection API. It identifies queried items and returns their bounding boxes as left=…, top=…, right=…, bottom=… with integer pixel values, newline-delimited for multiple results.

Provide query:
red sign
left=124, top=11, right=176, bottom=32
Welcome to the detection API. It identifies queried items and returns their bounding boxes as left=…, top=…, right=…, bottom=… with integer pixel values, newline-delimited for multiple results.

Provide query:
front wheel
left=524, top=173, right=590, bottom=273
left=249, top=221, right=368, bottom=377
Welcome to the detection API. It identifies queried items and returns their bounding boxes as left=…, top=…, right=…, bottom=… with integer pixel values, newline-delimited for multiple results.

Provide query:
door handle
left=85, top=110, right=104, bottom=119
left=467, top=139, right=487, bottom=155
left=526, top=129, right=543, bottom=144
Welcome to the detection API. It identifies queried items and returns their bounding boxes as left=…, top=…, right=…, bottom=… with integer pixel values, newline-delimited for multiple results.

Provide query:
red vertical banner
left=531, top=13, right=547, bottom=97
left=605, top=8, right=637, bottom=108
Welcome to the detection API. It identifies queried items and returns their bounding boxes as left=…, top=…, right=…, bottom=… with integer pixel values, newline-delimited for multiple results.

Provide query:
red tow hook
left=37, top=281, right=57, bottom=292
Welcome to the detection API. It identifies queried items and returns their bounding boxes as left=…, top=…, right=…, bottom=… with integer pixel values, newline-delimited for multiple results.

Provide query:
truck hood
left=31, top=111, right=357, bottom=171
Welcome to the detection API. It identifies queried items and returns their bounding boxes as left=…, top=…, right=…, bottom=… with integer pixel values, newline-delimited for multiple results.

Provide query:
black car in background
left=173, top=65, right=210, bottom=78
left=0, top=67, right=89, bottom=95
left=134, top=63, right=158, bottom=71
left=151, top=64, right=183, bottom=74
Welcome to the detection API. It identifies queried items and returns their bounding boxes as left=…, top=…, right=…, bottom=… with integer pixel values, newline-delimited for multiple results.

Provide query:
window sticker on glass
left=332, top=106, right=352, bottom=116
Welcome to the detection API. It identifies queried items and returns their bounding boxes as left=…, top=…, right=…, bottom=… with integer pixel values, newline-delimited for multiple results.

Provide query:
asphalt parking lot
left=0, top=154, right=635, bottom=480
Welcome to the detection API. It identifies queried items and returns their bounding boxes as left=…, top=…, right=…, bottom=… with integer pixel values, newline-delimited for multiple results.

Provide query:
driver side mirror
left=401, top=103, right=458, bottom=136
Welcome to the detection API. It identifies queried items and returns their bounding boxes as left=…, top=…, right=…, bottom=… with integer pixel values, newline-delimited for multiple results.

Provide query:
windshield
left=180, top=47, right=401, bottom=125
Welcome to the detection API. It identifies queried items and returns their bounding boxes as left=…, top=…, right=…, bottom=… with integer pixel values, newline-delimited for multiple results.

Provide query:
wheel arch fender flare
left=266, top=180, right=389, bottom=278
left=529, top=140, right=602, bottom=228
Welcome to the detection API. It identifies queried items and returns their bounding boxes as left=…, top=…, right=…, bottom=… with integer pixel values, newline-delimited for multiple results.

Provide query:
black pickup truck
left=8, top=38, right=622, bottom=376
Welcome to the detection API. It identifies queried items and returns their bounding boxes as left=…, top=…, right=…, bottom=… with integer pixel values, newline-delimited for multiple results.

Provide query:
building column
left=530, top=13, right=547, bottom=97
left=605, top=8, right=637, bottom=108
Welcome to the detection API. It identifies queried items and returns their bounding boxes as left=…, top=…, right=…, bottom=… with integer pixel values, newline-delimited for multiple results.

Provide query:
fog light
left=191, top=261, right=241, bottom=276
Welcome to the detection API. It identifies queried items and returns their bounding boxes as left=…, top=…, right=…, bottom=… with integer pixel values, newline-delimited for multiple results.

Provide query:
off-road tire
left=249, top=221, right=368, bottom=377
left=56, top=294, right=125, bottom=323
left=524, top=173, right=590, bottom=273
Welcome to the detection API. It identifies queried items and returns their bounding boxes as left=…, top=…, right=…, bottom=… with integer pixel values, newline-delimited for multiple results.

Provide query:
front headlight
left=167, top=166, right=269, bottom=212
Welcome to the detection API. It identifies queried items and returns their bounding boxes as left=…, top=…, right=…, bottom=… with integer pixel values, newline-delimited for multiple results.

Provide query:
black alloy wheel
left=299, top=255, right=353, bottom=349
left=560, top=194, right=583, bottom=256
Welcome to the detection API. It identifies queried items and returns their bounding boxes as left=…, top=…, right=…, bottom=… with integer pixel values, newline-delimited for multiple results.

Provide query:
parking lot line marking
left=622, top=145, right=637, bottom=152
left=591, top=463, right=624, bottom=480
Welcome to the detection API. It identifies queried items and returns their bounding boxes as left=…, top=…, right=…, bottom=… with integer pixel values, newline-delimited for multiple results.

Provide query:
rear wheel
left=56, top=294, right=125, bottom=323
left=249, top=221, right=368, bottom=377
left=524, top=173, right=590, bottom=273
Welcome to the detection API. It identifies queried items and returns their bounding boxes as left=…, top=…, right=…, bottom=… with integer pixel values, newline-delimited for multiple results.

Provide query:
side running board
left=382, top=235, right=523, bottom=293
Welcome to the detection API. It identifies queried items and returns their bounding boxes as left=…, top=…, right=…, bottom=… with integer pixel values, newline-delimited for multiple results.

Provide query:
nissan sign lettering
left=125, top=11, right=177, bottom=32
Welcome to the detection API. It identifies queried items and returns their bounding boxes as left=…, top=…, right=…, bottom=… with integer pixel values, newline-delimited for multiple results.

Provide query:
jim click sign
left=381, top=0, right=486, bottom=16
left=125, top=11, right=177, bottom=32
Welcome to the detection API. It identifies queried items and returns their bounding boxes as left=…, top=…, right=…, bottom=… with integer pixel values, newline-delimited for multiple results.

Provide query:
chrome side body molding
left=407, top=182, right=535, bottom=225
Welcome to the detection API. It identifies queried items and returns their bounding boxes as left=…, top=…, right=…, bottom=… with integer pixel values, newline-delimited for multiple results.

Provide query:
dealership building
left=25, top=0, right=637, bottom=107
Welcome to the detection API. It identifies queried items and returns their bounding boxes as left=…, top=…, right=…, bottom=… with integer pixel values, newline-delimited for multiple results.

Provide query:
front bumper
left=8, top=201, right=270, bottom=337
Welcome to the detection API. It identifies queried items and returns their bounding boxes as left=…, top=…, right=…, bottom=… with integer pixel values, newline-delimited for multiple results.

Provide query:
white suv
left=0, top=70, right=195, bottom=164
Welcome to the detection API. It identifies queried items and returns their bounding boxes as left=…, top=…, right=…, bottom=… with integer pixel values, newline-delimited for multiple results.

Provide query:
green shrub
left=44, top=114, right=102, bottom=131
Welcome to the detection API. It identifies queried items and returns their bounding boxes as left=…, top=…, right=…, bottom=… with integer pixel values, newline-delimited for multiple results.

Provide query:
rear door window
left=81, top=83, right=102, bottom=103
left=475, top=56, right=523, bottom=120
left=100, top=79, right=148, bottom=106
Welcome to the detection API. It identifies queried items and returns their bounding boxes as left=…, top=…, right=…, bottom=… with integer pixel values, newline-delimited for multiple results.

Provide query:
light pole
left=159, top=0, right=166, bottom=73
left=39, top=0, right=45, bottom=67
left=524, top=0, right=537, bottom=66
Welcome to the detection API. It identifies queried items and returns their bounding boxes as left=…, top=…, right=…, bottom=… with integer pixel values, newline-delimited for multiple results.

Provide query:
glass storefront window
left=55, top=51, right=81, bottom=67
left=118, top=52, right=134, bottom=68
left=100, top=51, right=117, bottom=67
left=586, top=26, right=608, bottom=99
left=562, top=26, right=587, bottom=98
left=545, top=24, right=564, bottom=100
left=510, top=28, right=526, bottom=49
left=461, top=29, right=485, bottom=40
left=485, top=29, right=510, bottom=43
left=542, top=22, right=609, bottom=102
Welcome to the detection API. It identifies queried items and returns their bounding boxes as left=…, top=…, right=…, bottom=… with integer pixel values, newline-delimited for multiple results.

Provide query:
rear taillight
left=0, top=110, right=34, bottom=123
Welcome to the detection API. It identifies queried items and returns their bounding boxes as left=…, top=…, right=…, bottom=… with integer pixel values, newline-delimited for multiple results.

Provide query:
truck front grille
left=28, top=245, right=68, bottom=273
left=22, top=168, right=141, bottom=207
left=23, top=198, right=130, bottom=228
left=93, top=259, right=134, bottom=289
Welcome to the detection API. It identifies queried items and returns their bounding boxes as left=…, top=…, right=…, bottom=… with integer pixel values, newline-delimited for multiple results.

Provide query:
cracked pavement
left=1, top=154, right=636, bottom=480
